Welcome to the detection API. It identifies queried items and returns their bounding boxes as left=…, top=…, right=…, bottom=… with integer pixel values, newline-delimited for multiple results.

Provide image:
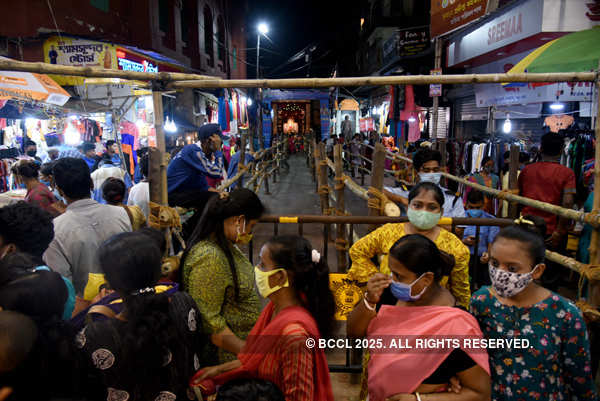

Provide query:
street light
left=256, top=22, right=269, bottom=79
left=256, top=22, right=269, bottom=150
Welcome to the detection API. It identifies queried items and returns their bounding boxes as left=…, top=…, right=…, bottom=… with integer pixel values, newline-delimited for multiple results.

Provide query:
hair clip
left=131, top=287, right=155, bottom=296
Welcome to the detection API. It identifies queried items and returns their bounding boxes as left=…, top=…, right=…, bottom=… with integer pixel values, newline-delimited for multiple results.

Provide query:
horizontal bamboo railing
left=0, top=59, right=596, bottom=87
left=440, top=172, right=600, bottom=228
left=169, top=72, right=597, bottom=88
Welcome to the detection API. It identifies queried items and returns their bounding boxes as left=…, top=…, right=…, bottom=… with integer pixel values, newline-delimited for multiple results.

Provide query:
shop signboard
left=429, top=69, right=442, bottom=97
left=473, top=50, right=595, bottom=106
left=430, top=0, right=490, bottom=38
left=383, top=28, right=430, bottom=65
left=116, top=48, right=184, bottom=74
left=43, top=36, right=117, bottom=85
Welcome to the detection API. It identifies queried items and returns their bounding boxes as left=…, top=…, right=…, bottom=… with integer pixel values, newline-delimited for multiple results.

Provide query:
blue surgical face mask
left=389, top=273, right=428, bottom=302
left=467, top=209, right=485, bottom=218
left=53, top=188, right=65, bottom=203
left=419, top=172, right=441, bottom=185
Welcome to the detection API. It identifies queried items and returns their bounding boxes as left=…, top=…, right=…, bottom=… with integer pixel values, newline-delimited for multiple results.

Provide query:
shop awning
left=507, top=26, right=600, bottom=75
left=0, top=57, right=70, bottom=106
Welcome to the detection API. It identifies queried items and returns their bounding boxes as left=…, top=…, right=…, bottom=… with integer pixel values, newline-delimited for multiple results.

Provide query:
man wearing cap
left=167, top=123, right=225, bottom=207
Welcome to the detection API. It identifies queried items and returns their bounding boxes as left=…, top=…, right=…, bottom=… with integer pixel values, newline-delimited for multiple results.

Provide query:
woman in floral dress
left=470, top=221, right=597, bottom=401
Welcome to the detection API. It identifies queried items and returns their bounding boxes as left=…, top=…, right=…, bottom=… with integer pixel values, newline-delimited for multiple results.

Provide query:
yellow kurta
left=348, top=223, right=471, bottom=308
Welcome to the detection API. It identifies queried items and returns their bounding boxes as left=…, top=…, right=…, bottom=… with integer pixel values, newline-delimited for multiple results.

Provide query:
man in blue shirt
left=462, top=190, right=499, bottom=288
left=167, top=123, right=225, bottom=207
left=105, top=140, right=121, bottom=166
left=81, top=142, right=99, bottom=172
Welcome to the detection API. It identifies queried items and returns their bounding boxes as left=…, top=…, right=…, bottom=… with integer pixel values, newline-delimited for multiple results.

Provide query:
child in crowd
left=470, top=220, right=597, bottom=401
left=462, top=190, right=499, bottom=289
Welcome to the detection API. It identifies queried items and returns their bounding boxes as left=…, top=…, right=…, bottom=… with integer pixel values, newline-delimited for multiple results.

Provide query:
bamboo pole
left=440, top=172, right=600, bottom=229
left=0, top=59, right=595, bottom=87
left=334, top=144, right=347, bottom=272
left=169, top=72, right=597, bottom=89
left=0, top=58, right=214, bottom=82
left=508, top=144, right=520, bottom=218
left=368, top=143, right=386, bottom=232
left=150, top=92, right=168, bottom=205
left=317, top=142, right=330, bottom=214
left=259, top=214, right=514, bottom=226
left=590, top=69, right=600, bottom=310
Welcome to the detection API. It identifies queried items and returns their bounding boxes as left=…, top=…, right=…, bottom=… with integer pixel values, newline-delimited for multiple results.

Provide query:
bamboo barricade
left=334, top=144, right=348, bottom=272
left=439, top=172, right=600, bottom=228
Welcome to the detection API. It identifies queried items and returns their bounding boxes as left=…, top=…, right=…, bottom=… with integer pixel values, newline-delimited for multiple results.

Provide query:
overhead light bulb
left=503, top=114, right=512, bottom=134
left=258, top=22, right=269, bottom=35
left=550, top=102, right=564, bottom=111
left=246, top=98, right=252, bottom=106
left=408, top=117, right=416, bottom=123
left=64, top=123, right=81, bottom=145
left=164, top=117, right=177, bottom=133
left=136, top=119, right=145, bottom=128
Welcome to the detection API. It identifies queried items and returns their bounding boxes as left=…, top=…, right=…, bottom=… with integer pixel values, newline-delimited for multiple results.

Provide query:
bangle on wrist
left=363, top=293, right=377, bottom=311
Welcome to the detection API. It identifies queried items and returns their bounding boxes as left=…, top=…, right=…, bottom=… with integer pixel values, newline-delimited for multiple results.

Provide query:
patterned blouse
left=348, top=223, right=471, bottom=308
left=182, top=238, right=261, bottom=364
left=77, top=292, right=207, bottom=401
left=470, top=287, right=597, bottom=401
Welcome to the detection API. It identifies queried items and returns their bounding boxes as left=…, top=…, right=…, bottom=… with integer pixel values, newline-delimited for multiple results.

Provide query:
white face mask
left=419, top=172, right=441, bottom=185
left=489, top=264, right=539, bottom=298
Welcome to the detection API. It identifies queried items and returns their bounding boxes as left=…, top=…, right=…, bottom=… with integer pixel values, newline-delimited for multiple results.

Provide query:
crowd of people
left=0, top=123, right=597, bottom=401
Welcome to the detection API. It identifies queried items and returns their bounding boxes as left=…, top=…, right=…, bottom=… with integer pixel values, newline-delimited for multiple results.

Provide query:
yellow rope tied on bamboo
left=367, top=187, right=389, bottom=214
left=577, top=264, right=600, bottom=301
left=575, top=300, right=600, bottom=322
left=148, top=202, right=182, bottom=230
left=334, top=177, right=345, bottom=191
left=318, top=185, right=330, bottom=196
left=322, top=208, right=336, bottom=216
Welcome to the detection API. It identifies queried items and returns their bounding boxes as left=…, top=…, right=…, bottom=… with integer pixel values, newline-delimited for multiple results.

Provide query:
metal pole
left=432, top=39, right=442, bottom=139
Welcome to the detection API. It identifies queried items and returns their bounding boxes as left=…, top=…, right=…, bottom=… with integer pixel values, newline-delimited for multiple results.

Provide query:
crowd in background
left=0, top=123, right=597, bottom=401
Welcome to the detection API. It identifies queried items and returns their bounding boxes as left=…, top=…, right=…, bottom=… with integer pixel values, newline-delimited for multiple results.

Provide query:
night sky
left=244, top=0, right=362, bottom=79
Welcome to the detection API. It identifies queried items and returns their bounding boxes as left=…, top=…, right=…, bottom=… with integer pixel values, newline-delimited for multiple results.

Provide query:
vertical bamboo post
left=317, top=142, right=330, bottom=214
left=368, top=143, right=386, bottom=232
left=313, top=139, right=319, bottom=191
left=258, top=89, right=264, bottom=150
left=508, top=144, right=520, bottom=218
left=334, top=144, right=347, bottom=272
left=239, top=128, right=247, bottom=186
left=589, top=71, right=600, bottom=309
left=150, top=91, right=168, bottom=205
left=432, top=38, right=442, bottom=139
left=440, top=138, right=447, bottom=187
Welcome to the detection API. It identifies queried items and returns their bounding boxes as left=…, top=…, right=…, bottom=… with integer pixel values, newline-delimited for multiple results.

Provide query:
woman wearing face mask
left=465, top=156, right=499, bottom=216
left=349, top=182, right=471, bottom=309
left=348, top=235, right=491, bottom=401
left=191, top=235, right=335, bottom=401
left=181, top=188, right=265, bottom=365
left=470, top=221, right=597, bottom=401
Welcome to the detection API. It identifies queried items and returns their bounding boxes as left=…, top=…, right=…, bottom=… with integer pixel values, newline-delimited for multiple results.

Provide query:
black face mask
left=26, top=150, right=37, bottom=157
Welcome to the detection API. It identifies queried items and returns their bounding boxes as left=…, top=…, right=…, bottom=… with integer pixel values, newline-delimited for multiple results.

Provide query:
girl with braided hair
left=192, top=235, right=335, bottom=401
left=181, top=188, right=265, bottom=365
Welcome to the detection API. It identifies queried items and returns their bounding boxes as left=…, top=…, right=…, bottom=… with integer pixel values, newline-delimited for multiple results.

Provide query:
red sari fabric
left=213, top=302, right=334, bottom=401
left=367, top=305, right=490, bottom=401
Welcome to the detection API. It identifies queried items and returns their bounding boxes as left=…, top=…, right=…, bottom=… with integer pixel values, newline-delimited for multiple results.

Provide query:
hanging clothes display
left=543, top=114, right=574, bottom=133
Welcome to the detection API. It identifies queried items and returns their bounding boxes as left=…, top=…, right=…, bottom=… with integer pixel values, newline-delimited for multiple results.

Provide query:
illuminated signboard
left=116, top=49, right=159, bottom=73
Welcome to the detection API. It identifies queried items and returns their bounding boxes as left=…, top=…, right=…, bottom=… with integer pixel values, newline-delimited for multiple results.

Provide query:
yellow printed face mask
left=254, top=266, right=289, bottom=298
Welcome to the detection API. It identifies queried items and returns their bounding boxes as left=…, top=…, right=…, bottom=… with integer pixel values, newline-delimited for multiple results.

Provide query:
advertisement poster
left=43, top=36, right=117, bottom=85
left=429, top=68, right=442, bottom=97
left=383, top=28, right=430, bottom=65
left=431, top=0, right=490, bottom=38
left=329, top=273, right=366, bottom=321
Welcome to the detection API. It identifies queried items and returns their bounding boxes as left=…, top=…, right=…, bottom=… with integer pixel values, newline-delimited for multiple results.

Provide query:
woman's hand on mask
left=366, top=273, right=392, bottom=304
left=463, top=236, right=476, bottom=246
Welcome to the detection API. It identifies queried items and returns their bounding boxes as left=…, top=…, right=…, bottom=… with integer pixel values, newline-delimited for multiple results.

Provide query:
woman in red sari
left=192, top=235, right=335, bottom=401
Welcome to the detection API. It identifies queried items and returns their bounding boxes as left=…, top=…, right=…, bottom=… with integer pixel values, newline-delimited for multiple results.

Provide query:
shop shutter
left=456, top=97, right=488, bottom=121
left=426, top=107, right=449, bottom=138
